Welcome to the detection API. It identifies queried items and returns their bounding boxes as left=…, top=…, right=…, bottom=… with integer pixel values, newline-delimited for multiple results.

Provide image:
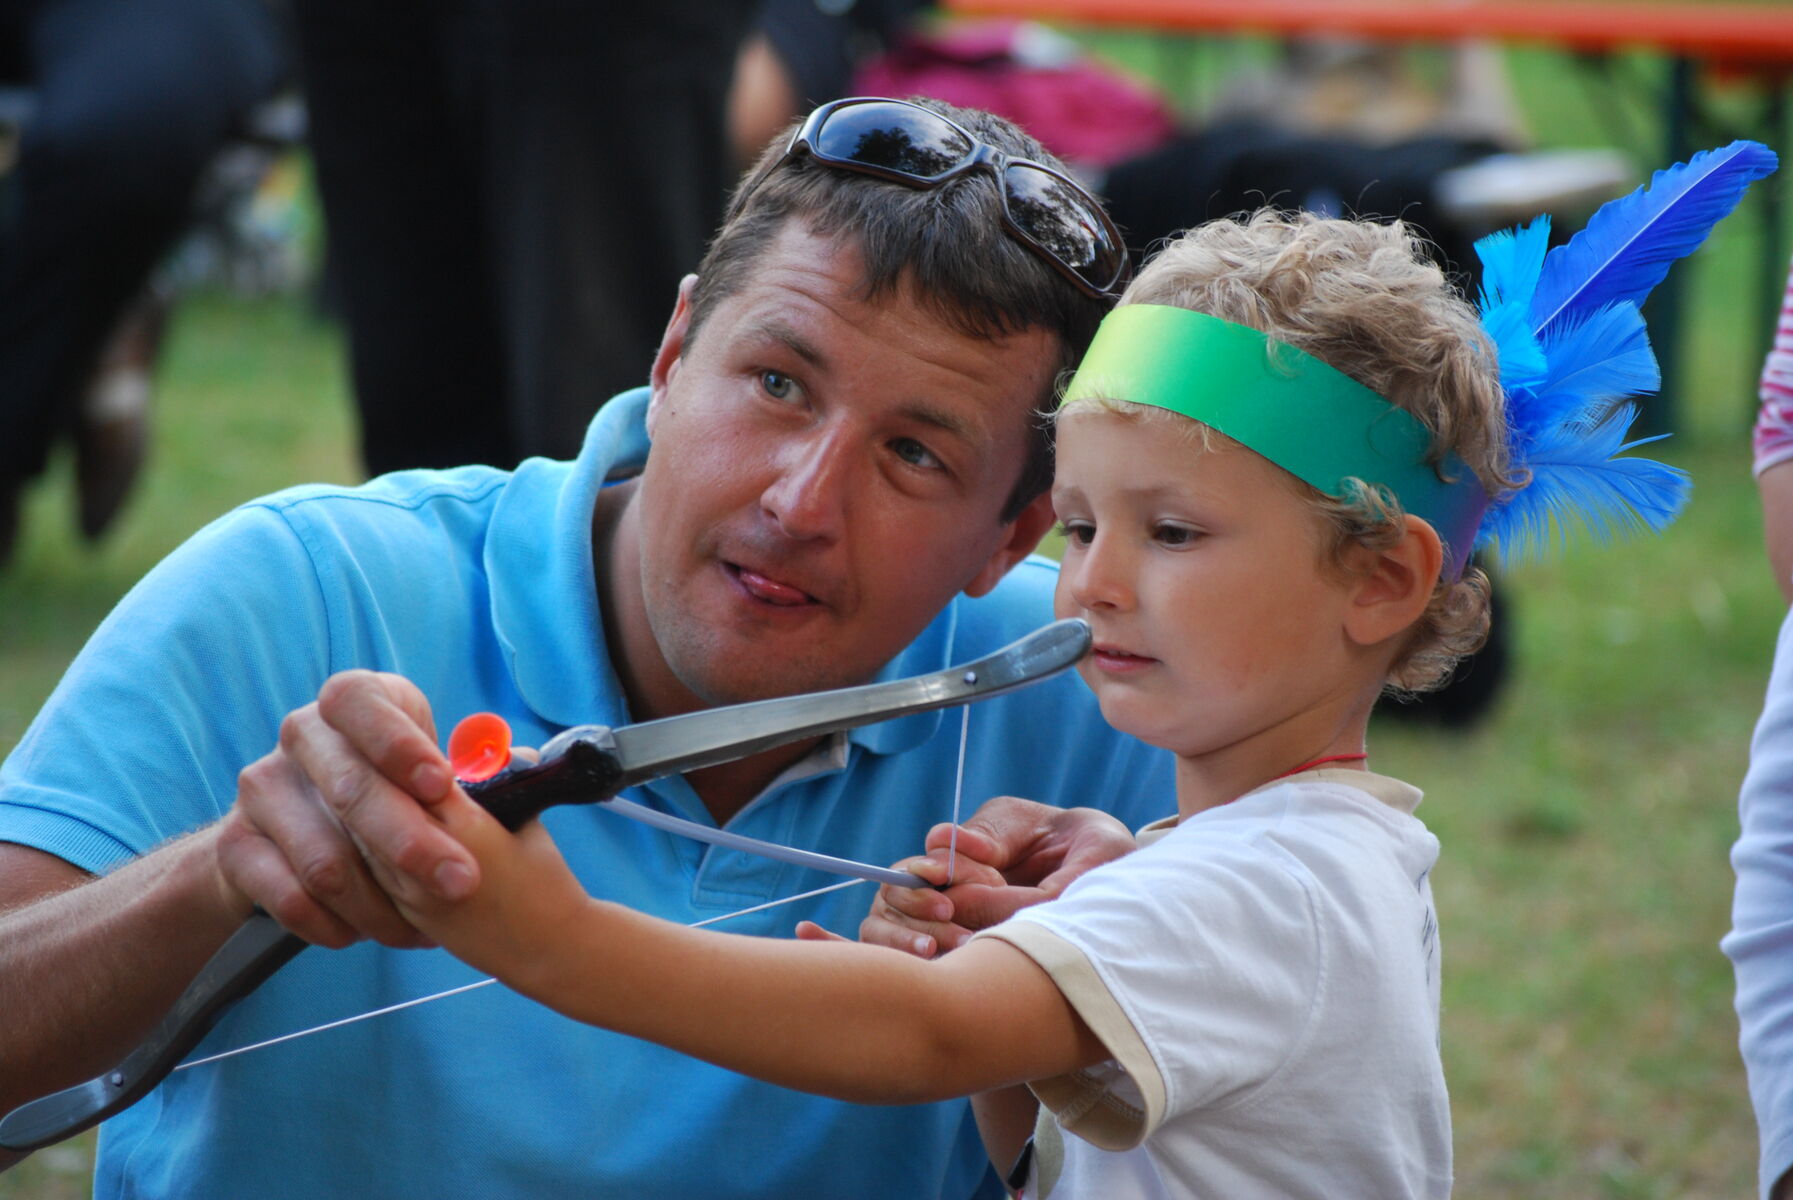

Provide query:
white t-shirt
left=978, top=770, right=1449, bottom=1199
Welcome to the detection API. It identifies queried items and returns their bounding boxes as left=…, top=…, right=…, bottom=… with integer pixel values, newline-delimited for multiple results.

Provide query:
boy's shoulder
left=1145, top=772, right=1436, bottom=892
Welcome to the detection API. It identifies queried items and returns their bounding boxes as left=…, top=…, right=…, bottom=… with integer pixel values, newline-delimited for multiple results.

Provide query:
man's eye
left=1153, top=523, right=1199, bottom=547
left=891, top=438, right=942, bottom=470
left=762, top=371, right=796, bottom=400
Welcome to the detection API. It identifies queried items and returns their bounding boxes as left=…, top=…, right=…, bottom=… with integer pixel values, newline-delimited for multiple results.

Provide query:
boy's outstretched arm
left=382, top=786, right=1110, bottom=1105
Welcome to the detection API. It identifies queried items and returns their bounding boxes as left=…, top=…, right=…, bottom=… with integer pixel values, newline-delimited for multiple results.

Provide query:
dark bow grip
left=461, top=740, right=626, bottom=829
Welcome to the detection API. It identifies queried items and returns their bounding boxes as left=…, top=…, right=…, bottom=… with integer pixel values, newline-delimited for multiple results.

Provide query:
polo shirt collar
left=485, top=389, right=649, bottom=732
left=484, top=387, right=961, bottom=754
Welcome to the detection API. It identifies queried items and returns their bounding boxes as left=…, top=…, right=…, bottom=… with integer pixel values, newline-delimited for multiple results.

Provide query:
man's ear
left=647, top=274, right=700, bottom=438
left=1342, top=515, right=1445, bottom=648
left=963, top=492, right=1057, bottom=599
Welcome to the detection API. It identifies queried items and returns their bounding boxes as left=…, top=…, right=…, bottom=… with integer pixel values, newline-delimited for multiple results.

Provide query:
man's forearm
left=0, top=829, right=246, bottom=1112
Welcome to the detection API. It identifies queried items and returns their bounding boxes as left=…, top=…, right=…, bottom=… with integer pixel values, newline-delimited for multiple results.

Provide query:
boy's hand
left=851, top=797, right=1138, bottom=957
left=794, top=847, right=1008, bottom=957
left=374, top=772, right=589, bottom=985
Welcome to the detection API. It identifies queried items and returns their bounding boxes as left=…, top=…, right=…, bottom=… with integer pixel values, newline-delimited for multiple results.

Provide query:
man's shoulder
left=246, top=464, right=514, bottom=531
left=210, top=465, right=522, bottom=576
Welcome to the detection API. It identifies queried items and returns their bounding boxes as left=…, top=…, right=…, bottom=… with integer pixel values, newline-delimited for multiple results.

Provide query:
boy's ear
left=963, top=492, right=1057, bottom=599
left=1341, top=516, right=1445, bottom=648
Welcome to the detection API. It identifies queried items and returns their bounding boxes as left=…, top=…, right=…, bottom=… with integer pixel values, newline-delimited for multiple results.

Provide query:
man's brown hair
left=691, top=98, right=1114, bottom=521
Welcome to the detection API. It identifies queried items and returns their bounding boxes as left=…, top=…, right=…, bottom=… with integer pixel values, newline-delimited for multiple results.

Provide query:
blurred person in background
left=290, top=1, right=758, bottom=476
left=0, top=0, right=287, bottom=568
left=731, top=0, right=1629, bottom=275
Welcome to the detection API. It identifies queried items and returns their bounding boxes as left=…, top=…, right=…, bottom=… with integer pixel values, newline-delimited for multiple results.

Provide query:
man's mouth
left=729, top=563, right=820, bottom=607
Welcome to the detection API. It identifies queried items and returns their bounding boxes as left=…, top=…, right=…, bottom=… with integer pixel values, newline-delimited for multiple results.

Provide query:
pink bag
left=853, top=21, right=1177, bottom=170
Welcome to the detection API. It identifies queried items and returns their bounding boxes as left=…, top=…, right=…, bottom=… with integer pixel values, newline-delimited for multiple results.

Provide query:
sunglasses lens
left=1004, top=163, right=1124, bottom=291
left=811, top=103, right=976, bottom=179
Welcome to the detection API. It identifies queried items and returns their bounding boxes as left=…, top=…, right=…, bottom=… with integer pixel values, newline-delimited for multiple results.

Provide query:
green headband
left=1061, top=305, right=1488, bottom=572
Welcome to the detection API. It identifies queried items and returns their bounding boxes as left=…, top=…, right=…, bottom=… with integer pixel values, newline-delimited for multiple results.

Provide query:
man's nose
left=761, top=429, right=854, bottom=541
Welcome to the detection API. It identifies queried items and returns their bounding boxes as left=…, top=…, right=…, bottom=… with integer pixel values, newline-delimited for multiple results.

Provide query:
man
left=0, top=98, right=1171, bottom=1197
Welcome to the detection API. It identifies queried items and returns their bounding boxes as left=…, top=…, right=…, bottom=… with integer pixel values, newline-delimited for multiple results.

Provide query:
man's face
left=631, top=223, right=1061, bottom=710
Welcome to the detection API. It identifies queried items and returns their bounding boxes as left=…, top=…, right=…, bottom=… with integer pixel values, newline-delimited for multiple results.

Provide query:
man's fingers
left=214, top=810, right=362, bottom=949
left=316, top=670, right=453, bottom=803
left=217, top=786, right=428, bottom=949
left=279, top=701, right=477, bottom=903
left=793, top=920, right=849, bottom=942
left=936, top=795, right=1074, bottom=879
left=1032, top=807, right=1137, bottom=897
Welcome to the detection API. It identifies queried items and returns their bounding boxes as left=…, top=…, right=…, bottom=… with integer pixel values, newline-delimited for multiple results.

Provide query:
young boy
left=381, top=209, right=1673, bottom=1197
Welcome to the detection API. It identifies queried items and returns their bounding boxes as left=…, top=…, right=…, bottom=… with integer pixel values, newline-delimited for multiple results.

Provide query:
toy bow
left=0, top=619, right=1091, bottom=1162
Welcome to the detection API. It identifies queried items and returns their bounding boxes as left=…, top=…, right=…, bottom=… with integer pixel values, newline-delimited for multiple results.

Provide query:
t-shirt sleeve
left=0, top=503, right=334, bottom=870
left=976, top=825, right=1324, bottom=1150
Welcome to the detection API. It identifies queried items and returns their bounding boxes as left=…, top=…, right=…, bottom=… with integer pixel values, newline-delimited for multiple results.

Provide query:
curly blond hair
left=1065, top=210, right=1517, bottom=692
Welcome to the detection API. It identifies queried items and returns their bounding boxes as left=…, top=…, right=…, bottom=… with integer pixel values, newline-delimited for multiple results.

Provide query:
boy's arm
left=386, top=786, right=1111, bottom=1104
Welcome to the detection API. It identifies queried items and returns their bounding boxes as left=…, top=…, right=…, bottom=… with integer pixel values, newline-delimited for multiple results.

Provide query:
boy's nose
left=1067, top=536, right=1134, bottom=611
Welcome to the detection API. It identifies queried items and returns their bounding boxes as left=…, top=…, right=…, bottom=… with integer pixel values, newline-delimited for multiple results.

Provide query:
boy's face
left=1050, top=410, right=1368, bottom=765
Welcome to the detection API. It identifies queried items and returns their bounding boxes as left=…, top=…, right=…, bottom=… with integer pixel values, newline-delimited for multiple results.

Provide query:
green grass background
left=2, top=32, right=1790, bottom=1200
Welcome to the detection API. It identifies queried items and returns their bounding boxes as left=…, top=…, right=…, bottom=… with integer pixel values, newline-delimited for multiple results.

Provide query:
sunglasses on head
left=770, top=97, right=1128, bottom=299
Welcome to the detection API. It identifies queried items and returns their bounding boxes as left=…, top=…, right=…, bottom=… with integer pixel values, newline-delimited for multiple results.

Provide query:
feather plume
left=1474, top=217, right=1550, bottom=395
left=1477, top=404, right=1690, bottom=566
left=1466, top=141, right=1773, bottom=566
left=1479, top=300, right=1547, bottom=396
left=1476, top=215, right=1551, bottom=313
left=1529, top=140, right=1778, bottom=340
left=1533, top=302, right=1659, bottom=423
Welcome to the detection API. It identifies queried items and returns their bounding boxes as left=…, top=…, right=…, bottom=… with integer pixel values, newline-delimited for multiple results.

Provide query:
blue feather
left=1533, top=301, right=1660, bottom=424
left=1478, top=404, right=1690, bottom=566
left=1529, top=140, right=1778, bottom=339
left=1475, top=215, right=1551, bottom=313
left=1481, top=299, right=1547, bottom=396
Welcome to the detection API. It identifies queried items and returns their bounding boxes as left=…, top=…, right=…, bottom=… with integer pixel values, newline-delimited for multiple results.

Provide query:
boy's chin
left=1094, top=697, right=1183, bottom=753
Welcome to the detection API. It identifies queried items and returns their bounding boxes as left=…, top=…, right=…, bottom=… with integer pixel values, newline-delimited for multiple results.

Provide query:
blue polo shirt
left=0, top=389, right=1174, bottom=1200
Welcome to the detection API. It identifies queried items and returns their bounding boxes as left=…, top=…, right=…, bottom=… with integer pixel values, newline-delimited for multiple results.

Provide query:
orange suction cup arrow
left=448, top=712, right=513, bottom=783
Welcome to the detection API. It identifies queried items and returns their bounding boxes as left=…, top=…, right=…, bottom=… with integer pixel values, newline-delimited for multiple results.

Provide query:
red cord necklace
left=1276, top=752, right=1368, bottom=778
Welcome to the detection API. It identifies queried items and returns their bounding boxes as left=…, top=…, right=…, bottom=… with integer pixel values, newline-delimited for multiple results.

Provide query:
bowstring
left=173, top=878, right=872, bottom=1073
left=946, top=703, right=970, bottom=886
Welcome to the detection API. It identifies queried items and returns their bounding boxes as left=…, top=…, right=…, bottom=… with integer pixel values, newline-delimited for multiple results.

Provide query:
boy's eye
left=1056, top=520, right=1095, bottom=546
left=891, top=437, right=942, bottom=470
left=1153, top=522, right=1200, bottom=547
left=761, top=371, right=796, bottom=401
